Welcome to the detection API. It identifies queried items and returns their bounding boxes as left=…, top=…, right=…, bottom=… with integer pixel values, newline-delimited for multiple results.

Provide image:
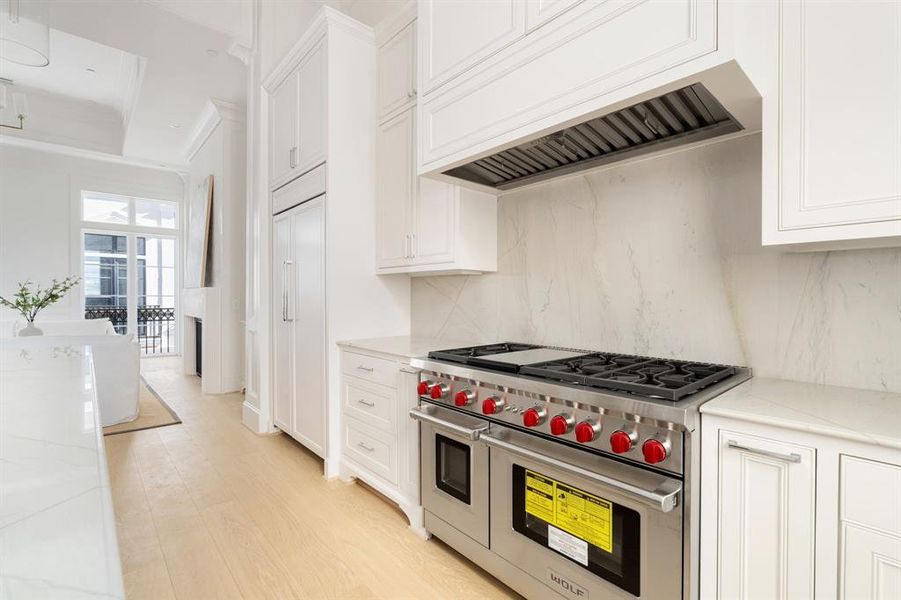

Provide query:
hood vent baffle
left=444, top=83, right=743, bottom=191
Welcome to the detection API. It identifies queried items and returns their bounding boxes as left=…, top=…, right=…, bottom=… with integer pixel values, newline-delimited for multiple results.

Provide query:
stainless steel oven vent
left=443, top=83, right=743, bottom=191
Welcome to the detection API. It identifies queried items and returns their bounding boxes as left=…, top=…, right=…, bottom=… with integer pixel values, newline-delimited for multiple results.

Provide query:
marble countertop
left=337, top=335, right=476, bottom=360
left=701, top=377, right=901, bottom=449
left=0, top=340, right=125, bottom=599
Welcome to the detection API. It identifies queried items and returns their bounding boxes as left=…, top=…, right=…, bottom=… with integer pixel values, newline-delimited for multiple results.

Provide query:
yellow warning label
left=524, top=469, right=613, bottom=553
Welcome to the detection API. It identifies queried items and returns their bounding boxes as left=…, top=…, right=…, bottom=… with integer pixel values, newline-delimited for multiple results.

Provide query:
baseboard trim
left=242, top=400, right=275, bottom=434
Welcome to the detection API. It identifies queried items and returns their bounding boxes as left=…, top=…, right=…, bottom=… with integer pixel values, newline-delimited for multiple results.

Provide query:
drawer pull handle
left=357, top=399, right=376, bottom=407
left=356, top=365, right=374, bottom=372
left=726, top=440, right=801, bottom=463
left=357, top=442, right=375, bottom=452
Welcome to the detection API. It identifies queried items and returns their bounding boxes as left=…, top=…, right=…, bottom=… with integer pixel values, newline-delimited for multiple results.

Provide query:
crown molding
left=0, top=134, right=188, bottom=174
left=262, top=5, right=374, bottom=92
left=374, top=0, right=416, bottom=47
left=183, top=98, right=246, bottom=162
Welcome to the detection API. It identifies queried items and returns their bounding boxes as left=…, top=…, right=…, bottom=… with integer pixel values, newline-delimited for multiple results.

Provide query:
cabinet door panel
left=270, top=73, right=298, bottom=187
left=290, top=198, right=326, bottom=456
left=841, top=524, right=901, bottom=600
left=378, top=21, right=416, bottom=121
left=525, top=0, right=583, bottom=32
left=420, top=0, right=524, bottom=94
left=717, top=430, right=815, bottom=599
left=376, top=109, right=414, bottom=269
left=297, top=42, right=327, bottom=175
left=413, top=175, right=455, bottom=265
left=272, top=214, right=293, bottom=431
left=840, top=455, right=901, bottom=599
left=778, top=0, right=901, bottom=231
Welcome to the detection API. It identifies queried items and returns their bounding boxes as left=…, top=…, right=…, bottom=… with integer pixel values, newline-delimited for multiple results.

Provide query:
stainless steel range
left=409, top=343, right=750, bottom=600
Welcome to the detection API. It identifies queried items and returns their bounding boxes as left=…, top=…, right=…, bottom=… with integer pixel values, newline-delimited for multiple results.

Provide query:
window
left=82, top=194, right=129, bottom=225
left=80, top=191, right=180, bottom=355
left=82, top=192, right=177, bottom=230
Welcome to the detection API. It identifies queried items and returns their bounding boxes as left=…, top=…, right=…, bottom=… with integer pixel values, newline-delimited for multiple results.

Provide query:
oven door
left=483, top=427, right=683, bottom=600
left=410, top=403, right=490, bottom=547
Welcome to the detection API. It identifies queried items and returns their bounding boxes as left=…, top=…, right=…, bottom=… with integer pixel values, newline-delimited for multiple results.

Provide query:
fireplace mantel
left=182, top=287, right=241, bottom=394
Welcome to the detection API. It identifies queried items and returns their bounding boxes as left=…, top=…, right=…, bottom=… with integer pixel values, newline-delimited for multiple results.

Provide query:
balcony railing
left=84, top=305, right=176, bottom=355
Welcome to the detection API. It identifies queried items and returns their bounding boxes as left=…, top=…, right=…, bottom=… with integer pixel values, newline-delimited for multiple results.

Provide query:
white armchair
left=13, top=319, right=141, bottom=426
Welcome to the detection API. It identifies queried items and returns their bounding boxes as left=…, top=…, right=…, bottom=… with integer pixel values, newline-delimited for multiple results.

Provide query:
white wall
left=184, top=106, right=246, bottom=393
left=411, top=134, right=901, bottom=394
left=0, top=145, right=183, bottom=324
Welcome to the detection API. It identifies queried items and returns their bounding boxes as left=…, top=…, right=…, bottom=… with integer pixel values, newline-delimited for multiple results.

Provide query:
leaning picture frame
left=185, top=174, right=213, bottom=288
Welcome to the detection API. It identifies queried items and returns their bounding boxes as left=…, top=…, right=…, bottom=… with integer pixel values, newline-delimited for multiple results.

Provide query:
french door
left=80, top=192, right=179, bottom=355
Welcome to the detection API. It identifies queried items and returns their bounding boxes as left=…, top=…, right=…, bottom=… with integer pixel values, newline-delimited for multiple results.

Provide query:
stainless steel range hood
left=443, top=83, right=743, bottom=192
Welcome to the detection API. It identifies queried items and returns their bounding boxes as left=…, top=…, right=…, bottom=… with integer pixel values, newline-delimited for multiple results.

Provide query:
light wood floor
left=106, top=357, right=519, bottom=600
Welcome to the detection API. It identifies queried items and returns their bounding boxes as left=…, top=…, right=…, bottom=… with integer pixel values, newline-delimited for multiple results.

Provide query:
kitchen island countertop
left=0, top=340, right=124, bottom=599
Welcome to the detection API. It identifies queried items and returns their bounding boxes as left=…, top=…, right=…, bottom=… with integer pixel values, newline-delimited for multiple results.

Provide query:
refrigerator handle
left=284, top=260, right=295, bottom=322
left=281, top=260, right=288, bottom=322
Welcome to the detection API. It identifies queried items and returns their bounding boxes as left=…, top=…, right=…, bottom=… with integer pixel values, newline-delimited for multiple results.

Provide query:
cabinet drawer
left=342, top=377, right=395, bottom=432
left=343, top=416, right=397, bottom=485
left=341, top=351, right=398, bottom=388
left=841, top=455, right=901, bottom=536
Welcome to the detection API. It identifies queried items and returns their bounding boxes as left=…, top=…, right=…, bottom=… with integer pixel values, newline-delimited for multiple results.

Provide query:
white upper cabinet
left=419, top=0, right=525, bottom=95
left=376, top=109, right=414, bottom=268
left=270, top=72, right=299, bottom=188
left=268, top=41, right=327, bottom=190
left=762, top=0, right=901, bottom=247
left=377, top=21, right=416, bottom=121
left=296, top=42, right=327, bottom=177
left=375, top=12, right=498, bottom=276
left=413, top=175, right=455, bottom=265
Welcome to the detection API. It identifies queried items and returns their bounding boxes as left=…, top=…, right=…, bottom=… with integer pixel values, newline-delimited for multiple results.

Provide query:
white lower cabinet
left=338, top=348, right=425, bottom=537
left=702, top=416, right=901, bottom=599
left=714, top=428, right=816, bottom=599
left=839, top=456, right=901, bottom=600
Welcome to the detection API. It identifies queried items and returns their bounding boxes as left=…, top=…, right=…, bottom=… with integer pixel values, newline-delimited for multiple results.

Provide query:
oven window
left=512, top=465, right=641, bottom=596
left=435, top=434, right=471, bottom=504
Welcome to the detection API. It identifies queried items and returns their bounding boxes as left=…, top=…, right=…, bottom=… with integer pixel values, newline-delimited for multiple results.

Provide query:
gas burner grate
left=428, top=342, right=541, bottom=365
left=521, top=355, right=737, bottom=401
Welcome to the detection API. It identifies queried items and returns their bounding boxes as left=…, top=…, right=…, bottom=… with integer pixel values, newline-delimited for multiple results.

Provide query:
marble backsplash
left=411, top=134, right=901, bottom=393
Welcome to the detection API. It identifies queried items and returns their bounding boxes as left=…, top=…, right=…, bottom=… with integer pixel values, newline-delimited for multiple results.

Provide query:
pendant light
left=0, top=0, right=50, bottom=67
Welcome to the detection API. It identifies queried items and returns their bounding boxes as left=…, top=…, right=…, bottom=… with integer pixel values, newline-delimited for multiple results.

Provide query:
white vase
left=18, top=321, right=43, bottom=337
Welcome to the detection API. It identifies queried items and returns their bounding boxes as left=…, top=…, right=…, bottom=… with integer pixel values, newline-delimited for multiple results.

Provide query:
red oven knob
left=430, top=383, right=450, bottom=399
left=575, top=420, right=601, bottom=443
left=454, top=389, right=475, bottom=406
left=610, top=430, right=636, bottom=454
left=417, top=380, right=434, bottom=396
left=642, top=439, right=669, bottom=464
left=522, top=406, right=546, bottom=427
left=549, top=414, right=574, bottom=436
left=482, top=396, right=505, bottom=415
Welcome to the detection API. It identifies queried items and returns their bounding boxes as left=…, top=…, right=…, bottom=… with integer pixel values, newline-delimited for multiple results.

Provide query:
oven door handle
left=480, top=433, right=681, bottom=513
left=409, top=406, right=487, bottom=441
